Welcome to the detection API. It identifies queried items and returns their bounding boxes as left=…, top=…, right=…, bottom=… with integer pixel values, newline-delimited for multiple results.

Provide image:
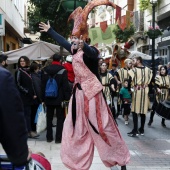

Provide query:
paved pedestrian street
left=0, top=112, right=170, bottom=170
left=111, top=112, right=170, bottom=170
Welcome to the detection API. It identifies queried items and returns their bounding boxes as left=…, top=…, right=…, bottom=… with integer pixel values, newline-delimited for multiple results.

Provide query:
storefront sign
left=158, top=30, right=170, bottom=47
left=0, top=14, right=5, bottom=36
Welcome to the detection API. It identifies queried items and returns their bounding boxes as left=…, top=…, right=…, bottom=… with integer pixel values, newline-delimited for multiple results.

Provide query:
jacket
left=42, top=63, right=71, bottom=105
left=0, top=67, right=28, bottom=166
left=15, top=67, right=35, bottom=105
left=31, top=72, right=42, bottom=104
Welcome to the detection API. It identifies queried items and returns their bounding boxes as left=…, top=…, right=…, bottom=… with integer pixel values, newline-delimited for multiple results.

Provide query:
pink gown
left=61, top=50, right=130, bottom=170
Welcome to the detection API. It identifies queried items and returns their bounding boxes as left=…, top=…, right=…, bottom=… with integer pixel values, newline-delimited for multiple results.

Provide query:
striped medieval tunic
left=117, top=68, right=130, bottom=83
left=128, top=66, right=152, bottom=114
left=155, top=75, right=170, bottom=102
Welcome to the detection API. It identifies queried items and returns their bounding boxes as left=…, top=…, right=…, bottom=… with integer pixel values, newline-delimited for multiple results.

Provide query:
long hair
left=18, top=56, right=30, bottom=68
left=160, top=65, right=168, bottom=76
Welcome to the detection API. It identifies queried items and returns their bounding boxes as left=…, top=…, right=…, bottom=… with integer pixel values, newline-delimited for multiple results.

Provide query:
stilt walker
left=39, top=1, right=130, bottom=169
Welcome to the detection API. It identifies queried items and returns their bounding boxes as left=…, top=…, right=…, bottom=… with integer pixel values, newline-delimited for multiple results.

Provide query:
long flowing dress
left=61, top=50, right=130, bottom=170
left=46, top=27, right=130, bottom=170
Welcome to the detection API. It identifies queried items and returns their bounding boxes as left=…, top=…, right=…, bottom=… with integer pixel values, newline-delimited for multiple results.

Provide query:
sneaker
left=125, top=121, right=129, bottom=125
left=127, top=131, right=138, bottom=137
left=138, top=128, right=144, bottom=135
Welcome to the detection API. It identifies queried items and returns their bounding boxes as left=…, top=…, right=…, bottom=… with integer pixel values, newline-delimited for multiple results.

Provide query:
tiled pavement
left=0, top=112, right=170, bottom=170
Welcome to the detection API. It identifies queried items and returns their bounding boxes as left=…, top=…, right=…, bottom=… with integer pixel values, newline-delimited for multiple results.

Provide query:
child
left=119, top=79, right=131, bottom=125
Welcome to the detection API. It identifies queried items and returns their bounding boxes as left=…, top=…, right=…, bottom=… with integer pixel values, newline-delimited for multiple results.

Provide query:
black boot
left=161, top=118, right=166, bottom=127
left=148, top=111, right=154, bottom=126
left=121, top=165, right=127, bottom=170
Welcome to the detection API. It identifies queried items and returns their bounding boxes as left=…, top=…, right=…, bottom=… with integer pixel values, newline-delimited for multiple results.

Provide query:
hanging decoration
left=126, top=10, right=131, bottom=28
left=118, top=15, right=126, bottom=31
left=146, top=26, right=163, bottom=39
left=115, top=5, right=121, bottom=22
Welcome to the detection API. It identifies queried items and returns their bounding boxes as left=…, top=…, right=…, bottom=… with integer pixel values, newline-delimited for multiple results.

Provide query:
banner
left=126, top=11, right=131, bottom=28
left=115, top=5, right=121, bottom=22
left=101, top=27, right=112, bottom=40
left=118, top=15, right=126, bottom=31
left=89, top=25, right=115, bottom=45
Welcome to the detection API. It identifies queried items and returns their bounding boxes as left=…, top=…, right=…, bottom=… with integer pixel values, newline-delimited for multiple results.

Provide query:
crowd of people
left=0, top=22, right=170, bottom=170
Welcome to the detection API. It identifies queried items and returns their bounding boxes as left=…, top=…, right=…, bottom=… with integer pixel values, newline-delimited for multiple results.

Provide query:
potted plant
left=146, top=26, right=162, bottom=39
left=112, top=23, right=135, bottom=43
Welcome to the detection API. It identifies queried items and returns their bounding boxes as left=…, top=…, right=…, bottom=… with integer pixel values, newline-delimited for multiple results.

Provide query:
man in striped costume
left=127, top=56, right=152, bottom=137
left=115, top=59, right=132, bottom=117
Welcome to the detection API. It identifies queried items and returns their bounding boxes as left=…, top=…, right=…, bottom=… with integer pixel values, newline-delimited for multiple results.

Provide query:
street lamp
left=150, top=0, right=158, bottom=80
left=61, top=0, right=88, bottom=12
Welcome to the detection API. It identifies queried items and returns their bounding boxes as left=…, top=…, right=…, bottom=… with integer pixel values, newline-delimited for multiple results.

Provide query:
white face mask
left=71, top=36, right=79, bottom=50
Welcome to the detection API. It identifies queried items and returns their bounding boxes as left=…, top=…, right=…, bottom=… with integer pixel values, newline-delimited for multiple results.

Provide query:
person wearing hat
left=39, top=17, right=129, bottom=170
left=0, top=54, right=8, bottom=68
left=41, top=53, right=71, bottom=143
left=63, top=55, right=75, bottom=91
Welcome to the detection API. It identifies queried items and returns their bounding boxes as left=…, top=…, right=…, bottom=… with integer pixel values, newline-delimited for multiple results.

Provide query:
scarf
left=52, top=61, right=61, bottom=65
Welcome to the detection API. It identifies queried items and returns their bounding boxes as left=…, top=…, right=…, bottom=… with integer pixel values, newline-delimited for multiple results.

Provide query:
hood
left=44, top=64, right=64, bottom=75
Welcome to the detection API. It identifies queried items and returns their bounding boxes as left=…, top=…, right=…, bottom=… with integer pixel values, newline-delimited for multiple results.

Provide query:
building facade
left=134, top=0, right=170, bottom=64
left=0, top=0, right=27, bottom=52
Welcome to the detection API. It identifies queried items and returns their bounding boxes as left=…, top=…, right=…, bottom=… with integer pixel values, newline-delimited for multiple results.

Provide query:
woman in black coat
left=15, top=56, right=39, bottom=138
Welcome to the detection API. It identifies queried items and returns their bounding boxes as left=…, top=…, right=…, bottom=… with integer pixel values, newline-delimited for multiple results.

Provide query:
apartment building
left=135, top=0, right=170, bottom=63
left=0, top=0, right=27, bottom=52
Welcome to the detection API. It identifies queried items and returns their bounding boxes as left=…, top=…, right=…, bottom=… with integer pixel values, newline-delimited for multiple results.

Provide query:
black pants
left=31, top=104, right=39, bottom=132
left=23, top=105, right=32, bottom=132
left=123, top=104, right=131, bottom=116
left=132, top=112, right=146, bottom=132
left=46, top=105, right=65, bottom=141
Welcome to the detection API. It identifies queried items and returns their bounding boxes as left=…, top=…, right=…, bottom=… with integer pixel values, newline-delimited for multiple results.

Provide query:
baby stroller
left=0, top=154, right=51, bottom=170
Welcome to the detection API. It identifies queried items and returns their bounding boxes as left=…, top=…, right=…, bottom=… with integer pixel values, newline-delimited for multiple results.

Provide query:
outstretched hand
left=39, top=21, right=50, bottom=32
left=78, top=35, right=84, bottom=51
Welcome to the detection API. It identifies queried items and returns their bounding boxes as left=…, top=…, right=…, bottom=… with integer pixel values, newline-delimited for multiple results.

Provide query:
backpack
left=45, top=69, right=65, bottom=98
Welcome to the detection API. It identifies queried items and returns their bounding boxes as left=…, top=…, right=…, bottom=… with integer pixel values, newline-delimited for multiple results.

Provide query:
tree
left=28, top=0, right=73, bottom=43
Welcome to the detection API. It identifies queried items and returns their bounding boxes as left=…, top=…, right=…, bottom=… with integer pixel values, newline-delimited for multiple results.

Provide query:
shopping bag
left=35, top=104, right=47, bottom=134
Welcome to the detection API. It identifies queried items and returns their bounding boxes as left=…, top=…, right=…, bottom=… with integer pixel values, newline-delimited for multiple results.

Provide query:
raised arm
left=83, top=43, right=99, bottom=60
left=39, top=21, right=71, bottom=53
